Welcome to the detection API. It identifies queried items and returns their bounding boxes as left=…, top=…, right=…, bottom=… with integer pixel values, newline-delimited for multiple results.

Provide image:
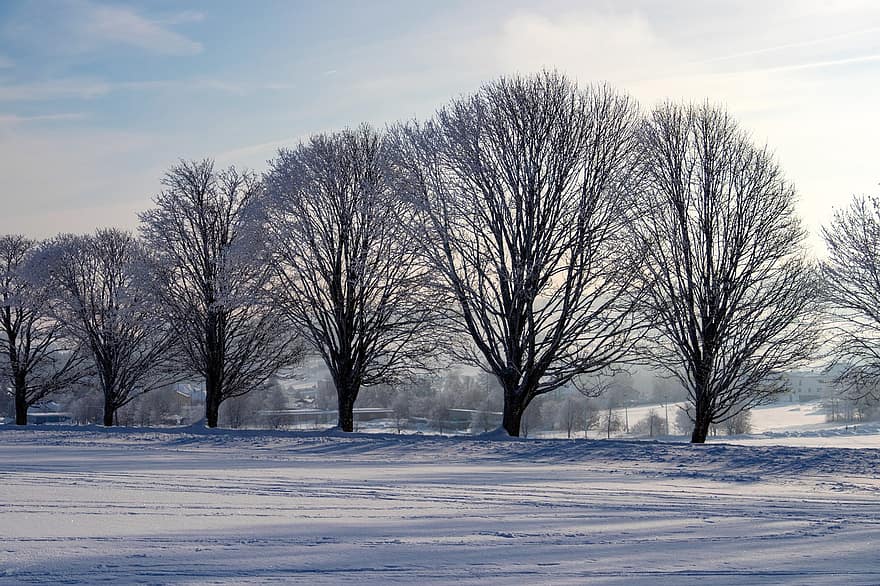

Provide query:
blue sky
left=1, top=0, right=879, bottom=248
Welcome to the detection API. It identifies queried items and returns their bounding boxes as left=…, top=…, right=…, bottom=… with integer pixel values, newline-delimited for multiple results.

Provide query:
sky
left=0, top=0, right=878, bottom=251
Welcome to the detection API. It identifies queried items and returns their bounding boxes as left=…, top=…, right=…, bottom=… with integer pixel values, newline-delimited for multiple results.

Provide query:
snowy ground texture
left=2, top=425, right=880, bottom=585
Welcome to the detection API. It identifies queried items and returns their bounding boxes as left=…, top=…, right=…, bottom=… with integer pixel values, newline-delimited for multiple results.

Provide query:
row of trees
left=1, top=71, right=876, bottom=442
left=1, top=169, right=305, bottom=428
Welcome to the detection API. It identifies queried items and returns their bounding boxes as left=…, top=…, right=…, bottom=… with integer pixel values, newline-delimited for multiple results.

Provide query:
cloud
left=158, top=10, right=206, bottom=27
left=0, top=55, right=13, bottom=68
left=81, top=2, right=203, bottom=56
left=1, top=0, right=876, bottom=249
left=3, top=0, right=205, bottom=58
left=486, top=5, right=880, bottom=254
left=686, top=26, right=880, bottom=67
left=0, top=79, right=111, bottom=101
left=0, top=77, right=300, bottom=102
left=497, top=10, right=673, bottom=82
left=214, top=134, right=313, bottom=168
left=736, top=53, right=880, bottom=75
left=0, top=112, right=87, bottom=125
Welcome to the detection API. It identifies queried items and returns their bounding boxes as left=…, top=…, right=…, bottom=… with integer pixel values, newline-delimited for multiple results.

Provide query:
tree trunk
left=336, top=387, right=357, bottom=432
left=204, top=309, right=224, bottom=428
left=502, top=389, right=527, bottom=437
left=691, top=420, right=709, bottom=443
left=205, top=380, right=220, bottom=428
left=103, top=397, right=115, bottom=427
left=691, top=396, right=711, bottom=443
left=13, top=371, right=27, bottom=424
left=14, top=394, right=28, bottom=425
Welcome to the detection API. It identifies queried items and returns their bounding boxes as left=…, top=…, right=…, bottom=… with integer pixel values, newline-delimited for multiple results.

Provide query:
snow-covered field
left=531, top=399, right=880, bottom=449
left=727, top=401, right=880, bottom=449
left=2, top=425, right=880, bottom=584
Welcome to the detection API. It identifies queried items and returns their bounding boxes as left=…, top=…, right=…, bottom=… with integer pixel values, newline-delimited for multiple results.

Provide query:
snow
left=748, top=400, right=830, bottom=433
left=523, top=399, right=880, bottom=449
left=718, top=400, right=880, bottom=448
left=2, top=425, right=880, bottom=584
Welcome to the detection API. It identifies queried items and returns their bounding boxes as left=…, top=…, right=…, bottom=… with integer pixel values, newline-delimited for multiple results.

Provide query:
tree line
left=0, top=71, right=875, bottom=443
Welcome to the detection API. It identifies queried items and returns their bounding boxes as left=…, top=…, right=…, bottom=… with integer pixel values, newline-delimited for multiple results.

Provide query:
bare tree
left=0, top=235, right=88, bottom=424
left=34, top=229, right=174, bottom=426
left=629, top=102, right=818, bottom=443
left=723, top=408, right=752, bottom=435
left=390, top=71, right=644, bottom=436
left=632, top=409, right=665, bottom=437
left=263, top=126, right=441, bottom=432
left=557, top=395, right=587, bottom=439
left=392, top=391, right=411, bottom=433
left=821, top=195, right=880, bottom=400
left=602, top=397, right=623, bottom=439
left=140, top=160, right=305, bottom=428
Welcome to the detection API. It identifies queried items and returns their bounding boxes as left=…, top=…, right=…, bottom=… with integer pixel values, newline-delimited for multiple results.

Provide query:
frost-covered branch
left=264, top=125, right=444, bottom=432
left=629, top=102, right=819, bottom=443
left=389, top=71, right=646, bottom=436
left=140, top=160, right=306, bottom=427
left=33, top=230, right=174, bottom=426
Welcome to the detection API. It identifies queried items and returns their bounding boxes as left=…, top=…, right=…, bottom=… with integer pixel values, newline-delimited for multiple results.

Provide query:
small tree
left=118, top=386, right=178, bottom=427
left=723, top=408, right=752, bottom=435
left=430, top=390, right=453, bottom=435
left=651, top=377, right=684, bottom=436
left=261, top=385, right=289, bottom=430
left=632, top=409, right=665, bottom=437
left=675, top=407, right=694, bottom=436
left=0, top=235, right=88, bottom=424
left=469, top=402, right=497, bottom=434
left=520, top=399, right=543, bottom=438
left=558, top=395, right=587, bottom=439
left=822, top=195, right=880, bottom=399
left=583, top=401, right=600, bottom=438
left=64, top=386, right=102, bottom=424
left=392, top=391, right=411, bottom=433
left=601, top=408, right=623, bottom=439
left=35, top=230, right=174, bottom=426
left=264, top=126, right=441, bottom=432
left=629, top=102, right=819, bottom=443
left=220, top=392, right=250, bottom=429
left=140, top=160, right=305, bottom=427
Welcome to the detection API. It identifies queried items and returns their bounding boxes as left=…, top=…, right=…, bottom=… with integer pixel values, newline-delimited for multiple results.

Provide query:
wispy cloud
left=214, top=134, right=313, bottom=167
left=687, top=26, right=880, bottom=67
left=80, top=1, right=203, bottom=56
left=158, top=10, right=206, bottom=27
left=0, top=55, right=13, bottom=68
left=0, top=79, right=111, bottom=101
left=0, top=112, right=87, bottom=125
left=0, top=77, right=302, bottom=102
left=739, top=53, right=880, bottom=75
left=3, top=0, right=205, bottom=58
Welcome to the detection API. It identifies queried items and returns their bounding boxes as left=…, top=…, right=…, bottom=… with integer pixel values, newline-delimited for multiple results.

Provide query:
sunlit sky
left=1, top=0, right=878, bottom=251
